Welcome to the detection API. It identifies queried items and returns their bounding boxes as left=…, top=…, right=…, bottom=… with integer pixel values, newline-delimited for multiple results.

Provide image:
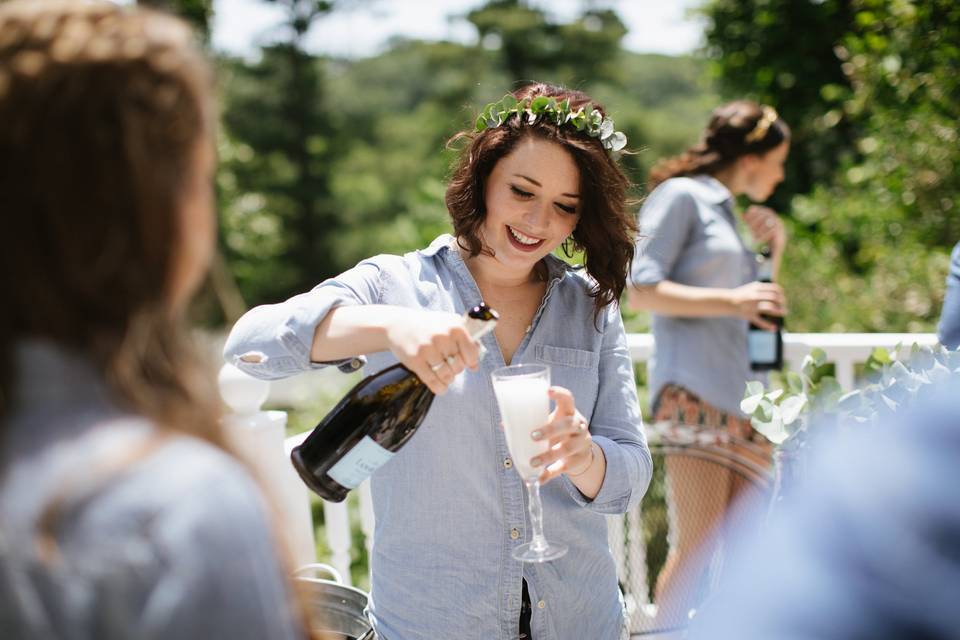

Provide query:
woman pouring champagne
left=226, top=83, right=652, bottom=640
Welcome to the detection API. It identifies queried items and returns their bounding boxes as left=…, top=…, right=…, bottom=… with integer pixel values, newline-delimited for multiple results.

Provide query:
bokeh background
left=117, top=0, right=958, bottom=585
left=123, top=0, right=958, bottom=337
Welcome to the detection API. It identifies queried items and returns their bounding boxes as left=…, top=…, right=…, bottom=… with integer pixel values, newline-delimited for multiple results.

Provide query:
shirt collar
left=689, top=174, right=734, bottom=206
left=419, top=233, right=455, bottom=257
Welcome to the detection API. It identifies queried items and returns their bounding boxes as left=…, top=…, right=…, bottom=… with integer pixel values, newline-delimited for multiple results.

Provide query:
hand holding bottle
left=385, top=308, right=483, bottom=395
left=729, top=281, right=787, bottom=331
left=743, top=205, right=786, bottom=252
left=293, top=305, right=497, bottom=502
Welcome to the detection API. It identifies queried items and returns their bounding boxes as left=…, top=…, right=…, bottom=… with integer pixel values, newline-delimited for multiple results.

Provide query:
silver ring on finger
left=430, top=355, right=457, bottom=373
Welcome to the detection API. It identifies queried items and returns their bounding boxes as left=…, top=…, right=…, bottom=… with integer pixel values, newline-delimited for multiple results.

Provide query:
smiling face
left=478, top=135, right=581, bottom=277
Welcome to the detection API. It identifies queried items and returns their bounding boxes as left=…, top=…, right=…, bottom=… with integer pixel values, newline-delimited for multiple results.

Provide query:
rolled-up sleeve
left=630, top=185, right=696, bottom=287
left=938, top=242, right=960, bottom=349
left=559, top=304, right=653, bottom=514
left=223, top=258, right=385, bottom=380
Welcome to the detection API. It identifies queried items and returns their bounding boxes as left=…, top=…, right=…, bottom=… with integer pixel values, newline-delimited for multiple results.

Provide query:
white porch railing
left=222, top=332, right=938, bottom=585
left=628, top=332, right=939, bottom=390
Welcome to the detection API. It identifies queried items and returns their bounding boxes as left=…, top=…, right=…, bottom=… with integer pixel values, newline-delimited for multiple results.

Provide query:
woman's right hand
left=729, top=282, right=787, bottom=331
left=385, top=310, right=482, bottom=394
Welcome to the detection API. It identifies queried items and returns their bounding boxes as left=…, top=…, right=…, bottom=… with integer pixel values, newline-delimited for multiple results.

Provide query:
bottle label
left=327, top=436, right=395, bottom=489
left=748, top=330, right=778, bottom=364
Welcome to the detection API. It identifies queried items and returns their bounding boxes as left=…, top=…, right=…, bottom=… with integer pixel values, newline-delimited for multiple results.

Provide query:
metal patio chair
left=609, top=429, right=773, bottom=638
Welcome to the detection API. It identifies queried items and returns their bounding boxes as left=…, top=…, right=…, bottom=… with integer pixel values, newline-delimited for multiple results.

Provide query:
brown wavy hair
left=446, top=82, right=637, bottom=320
left=648, top=100, right=791, bottom=189
left=0, top=0, right=219, bottom=438
left=0, top=2, right=322, bottom=636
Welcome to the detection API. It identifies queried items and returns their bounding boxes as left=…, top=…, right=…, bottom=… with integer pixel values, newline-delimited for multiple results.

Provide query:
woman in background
left=0, top=2, right=310, bottom=638
left=629, top=100, right=790, bottom=622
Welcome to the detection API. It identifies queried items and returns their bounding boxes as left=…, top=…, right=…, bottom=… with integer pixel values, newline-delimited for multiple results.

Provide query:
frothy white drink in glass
left=493, top=376, right=550, bottom=479
left=491, top=363, right=568, bottom=563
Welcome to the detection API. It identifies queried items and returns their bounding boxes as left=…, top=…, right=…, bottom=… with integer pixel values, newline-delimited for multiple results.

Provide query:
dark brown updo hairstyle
left=446, top=82, right=637, bottom=321
left=648, top=100, right=790, bottom=189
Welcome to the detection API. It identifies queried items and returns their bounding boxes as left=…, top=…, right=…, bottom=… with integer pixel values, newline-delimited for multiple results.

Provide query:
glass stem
left=525, top=478, right=548, bottom=552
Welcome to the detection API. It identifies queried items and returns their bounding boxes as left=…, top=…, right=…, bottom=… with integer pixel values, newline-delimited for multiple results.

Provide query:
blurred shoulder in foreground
left=689, top=379, right=960, bottom=640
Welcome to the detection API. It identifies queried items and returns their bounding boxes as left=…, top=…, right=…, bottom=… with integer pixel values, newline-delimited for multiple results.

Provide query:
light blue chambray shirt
left=0, top=342, right=304, bottom=640
left=224, top=234, right=653, bottom=640
left=937, top=241, right=960, bottom=349
left=631, top=175, right=760, bottom=416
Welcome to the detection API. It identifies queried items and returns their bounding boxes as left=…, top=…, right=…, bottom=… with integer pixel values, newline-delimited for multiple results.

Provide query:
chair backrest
left=609, top=438, right=773, bottom=638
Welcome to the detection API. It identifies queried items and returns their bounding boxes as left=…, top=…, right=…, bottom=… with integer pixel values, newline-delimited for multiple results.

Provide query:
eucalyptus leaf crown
left=474, top=94, right=627, bottom=153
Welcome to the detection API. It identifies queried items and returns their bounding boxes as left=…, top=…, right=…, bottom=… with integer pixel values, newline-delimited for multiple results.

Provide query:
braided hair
left=648, top=100, right=790, bottom=190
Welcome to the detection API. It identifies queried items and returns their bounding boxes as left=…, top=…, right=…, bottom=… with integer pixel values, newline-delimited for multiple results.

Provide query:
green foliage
left=742, top=343, right=960, bottom=449
left=219, top=38, right=341, bottom=299
left=836, top=0, right=959, bottom=245
left=465, top=1, right=628, bottom=85
left=781, top=188, right=951, bottom=333
left=137, top=0, right=213, bottom=40
left=474, top=93, right=626, bottom=152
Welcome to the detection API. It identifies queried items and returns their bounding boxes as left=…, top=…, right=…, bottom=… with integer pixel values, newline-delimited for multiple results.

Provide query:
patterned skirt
left=652, top=383, right=771, bottom=449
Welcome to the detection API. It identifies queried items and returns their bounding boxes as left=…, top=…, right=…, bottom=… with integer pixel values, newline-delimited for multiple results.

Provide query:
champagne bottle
left=290, top=305, right=499, bottom=502
left=748, top=248, right=783, bottom=371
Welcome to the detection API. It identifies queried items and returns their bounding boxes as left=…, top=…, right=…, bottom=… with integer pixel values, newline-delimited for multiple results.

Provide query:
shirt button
left=504, top=458, right=513, bottom=469
left=537, top=600, right=546, bottom=609
left=510, top=528, right=520, bottom=540
left=350, top=359, right=362, bottom=370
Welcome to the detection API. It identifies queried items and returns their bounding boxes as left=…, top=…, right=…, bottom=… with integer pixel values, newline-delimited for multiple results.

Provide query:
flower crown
left=744, top=105, right=779, bottom=144
left=474, top=94, right=627, bottom=153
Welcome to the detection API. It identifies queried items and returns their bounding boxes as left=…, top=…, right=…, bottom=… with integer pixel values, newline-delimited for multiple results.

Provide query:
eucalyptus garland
left=474, top=94, right=627, bottom=153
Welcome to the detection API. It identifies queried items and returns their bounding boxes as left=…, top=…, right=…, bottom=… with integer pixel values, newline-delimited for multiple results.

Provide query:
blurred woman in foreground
left=0, top=2, right=309, bottom=637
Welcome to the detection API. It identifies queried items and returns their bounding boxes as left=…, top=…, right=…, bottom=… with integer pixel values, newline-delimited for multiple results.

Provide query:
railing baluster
left=358, top=480, right=376, bottom=583
left=323, top=499, right=353, bottom=586
left=835, top=357, right=856, bottom=390
left=219, top=365, right=315, bottom=568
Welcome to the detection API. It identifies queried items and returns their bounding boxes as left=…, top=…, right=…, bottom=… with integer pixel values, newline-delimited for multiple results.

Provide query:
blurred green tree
left=465, top=0, right=627, bottom=86
left=780, top=0, right=959, bottom=333
left=220, top=1, right=345, bottom=302
left=137, top=0, right=213, bottom=40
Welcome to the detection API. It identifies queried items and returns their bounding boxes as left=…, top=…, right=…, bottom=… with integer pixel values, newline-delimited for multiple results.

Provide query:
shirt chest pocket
left=534, top=344, right=598, bottom=369
left=533, top=344, right=600, bottom=416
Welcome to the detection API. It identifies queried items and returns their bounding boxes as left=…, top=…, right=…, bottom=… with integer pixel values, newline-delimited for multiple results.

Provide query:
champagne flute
left=492, top=364, right=568, bottom=562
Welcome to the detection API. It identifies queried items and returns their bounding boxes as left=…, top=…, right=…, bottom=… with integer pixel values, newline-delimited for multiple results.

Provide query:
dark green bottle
left=291, top=305, right=498, bottom=502
left=748, top=248, right=783, bottom=371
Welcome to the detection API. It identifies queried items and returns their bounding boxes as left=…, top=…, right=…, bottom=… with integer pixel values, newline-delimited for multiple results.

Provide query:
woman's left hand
left=743, top=205, right=787, bottom=254
left=530, top=386, right=594, bottom=485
